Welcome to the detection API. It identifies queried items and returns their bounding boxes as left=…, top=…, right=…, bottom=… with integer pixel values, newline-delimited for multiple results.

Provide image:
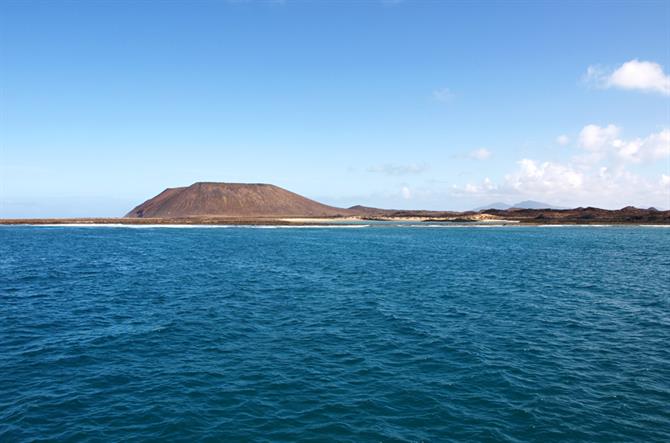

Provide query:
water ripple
left=1, top=226, right=669, bottom=442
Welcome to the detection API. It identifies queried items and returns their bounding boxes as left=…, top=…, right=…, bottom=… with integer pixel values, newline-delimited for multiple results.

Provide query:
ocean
left=1, top=225, right=669, bottom=442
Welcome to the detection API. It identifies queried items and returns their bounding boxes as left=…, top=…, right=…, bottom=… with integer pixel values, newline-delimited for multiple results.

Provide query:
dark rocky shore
left=481, top=206, right=670, bottom=224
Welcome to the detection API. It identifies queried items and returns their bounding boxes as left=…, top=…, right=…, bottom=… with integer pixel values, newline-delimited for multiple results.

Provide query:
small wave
left=271, top=225, right=370, bottom=229
left=536, top=224, right=617, bottom=228
left=404, top=224, right=511, bottom=228
left=20, top=224, right=371, bottom=229
left=31, top=224, right=233, bottom=229
left=9, top=223, right=669, bottom=230
left=240, top=224, right=370, bottom=229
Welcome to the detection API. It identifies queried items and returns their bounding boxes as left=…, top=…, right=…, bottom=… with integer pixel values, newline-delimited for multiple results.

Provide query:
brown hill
left=125, top=182, right=351, bottom=218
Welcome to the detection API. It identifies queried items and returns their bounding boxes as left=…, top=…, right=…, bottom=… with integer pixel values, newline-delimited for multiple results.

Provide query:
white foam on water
left=253, top=224, right=370, bottom=229
left=405, top=224, right=512, bottom=228
left=22, top=223, right=371, bottom=229
left=537, top=224, right=615, bottom=228
left=212, top=224, right=371, bottom=229
left=32, top=224, right=233, bottom=228
left=7, top=223, right=668, bottom=229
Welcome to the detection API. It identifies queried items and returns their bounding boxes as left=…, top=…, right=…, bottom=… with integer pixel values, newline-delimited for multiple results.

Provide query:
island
left=1, top=182, right=669, bottom=225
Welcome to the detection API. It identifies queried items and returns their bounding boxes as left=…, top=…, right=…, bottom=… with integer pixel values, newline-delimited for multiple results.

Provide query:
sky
left=1, top=0, right=669, bottom=216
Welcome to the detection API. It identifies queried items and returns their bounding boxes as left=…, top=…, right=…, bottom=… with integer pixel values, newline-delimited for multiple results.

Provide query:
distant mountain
left=512, top=200, right=567, bottom=210
left=475, top=200, right=566, bottom=211
left=473, top=202, right=511, bottom=211
left=126, top=182, right=352, bottom=218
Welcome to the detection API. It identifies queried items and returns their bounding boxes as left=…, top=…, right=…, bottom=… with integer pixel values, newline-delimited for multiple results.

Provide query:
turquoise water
left=1, top=225, right=669, bottom=442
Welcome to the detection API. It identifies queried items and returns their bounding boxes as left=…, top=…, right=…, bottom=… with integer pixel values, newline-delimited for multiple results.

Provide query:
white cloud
left=432, top=87, right=453, bottom=102
left=584, top=60, right=670, bottom=96
left=368, top=163, right=429, bottom=176
left=401, top=186, right=411, bottom=199
left=469, top=148, right=491, bottom=160
left=556, top=135, right=570, bottom=145
left=578, top=124, right=620, bottom=151
left=576, top=125, right=669, bottom=163
left=461, top=177, right=497, bottom=194
left=584, top=65, right=605, bottom=84
left=455, top=159, right=668, bottom=208
left=452, top=125, right=670, bottom=208
left=506, top=159, right=584, bottom=194
left=643, top=129, right=670, bottom=160
left=609, top=60, right=670, bottom=95
left=615, top=138, right=643, bottom=163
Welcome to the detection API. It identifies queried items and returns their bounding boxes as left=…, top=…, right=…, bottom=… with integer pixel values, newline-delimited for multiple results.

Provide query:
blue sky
left=1, top=0, right=669, bottom=216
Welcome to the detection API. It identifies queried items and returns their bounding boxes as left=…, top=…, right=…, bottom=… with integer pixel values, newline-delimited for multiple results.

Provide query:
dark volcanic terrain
left=480, top=206, right=670, bottom=224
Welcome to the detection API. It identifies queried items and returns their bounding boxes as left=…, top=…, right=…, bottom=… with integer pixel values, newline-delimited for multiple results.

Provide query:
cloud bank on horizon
left=0, top=1, right=668, bottom=215
left=453, top=123, right=669, bottom=209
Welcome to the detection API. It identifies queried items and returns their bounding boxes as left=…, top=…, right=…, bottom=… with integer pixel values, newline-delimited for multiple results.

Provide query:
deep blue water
left=1, top=225, right=669, bottom=442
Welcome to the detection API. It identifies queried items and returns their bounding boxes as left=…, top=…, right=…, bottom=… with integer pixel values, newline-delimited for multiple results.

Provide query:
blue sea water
left=1, top=225, right=669, bottom=442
